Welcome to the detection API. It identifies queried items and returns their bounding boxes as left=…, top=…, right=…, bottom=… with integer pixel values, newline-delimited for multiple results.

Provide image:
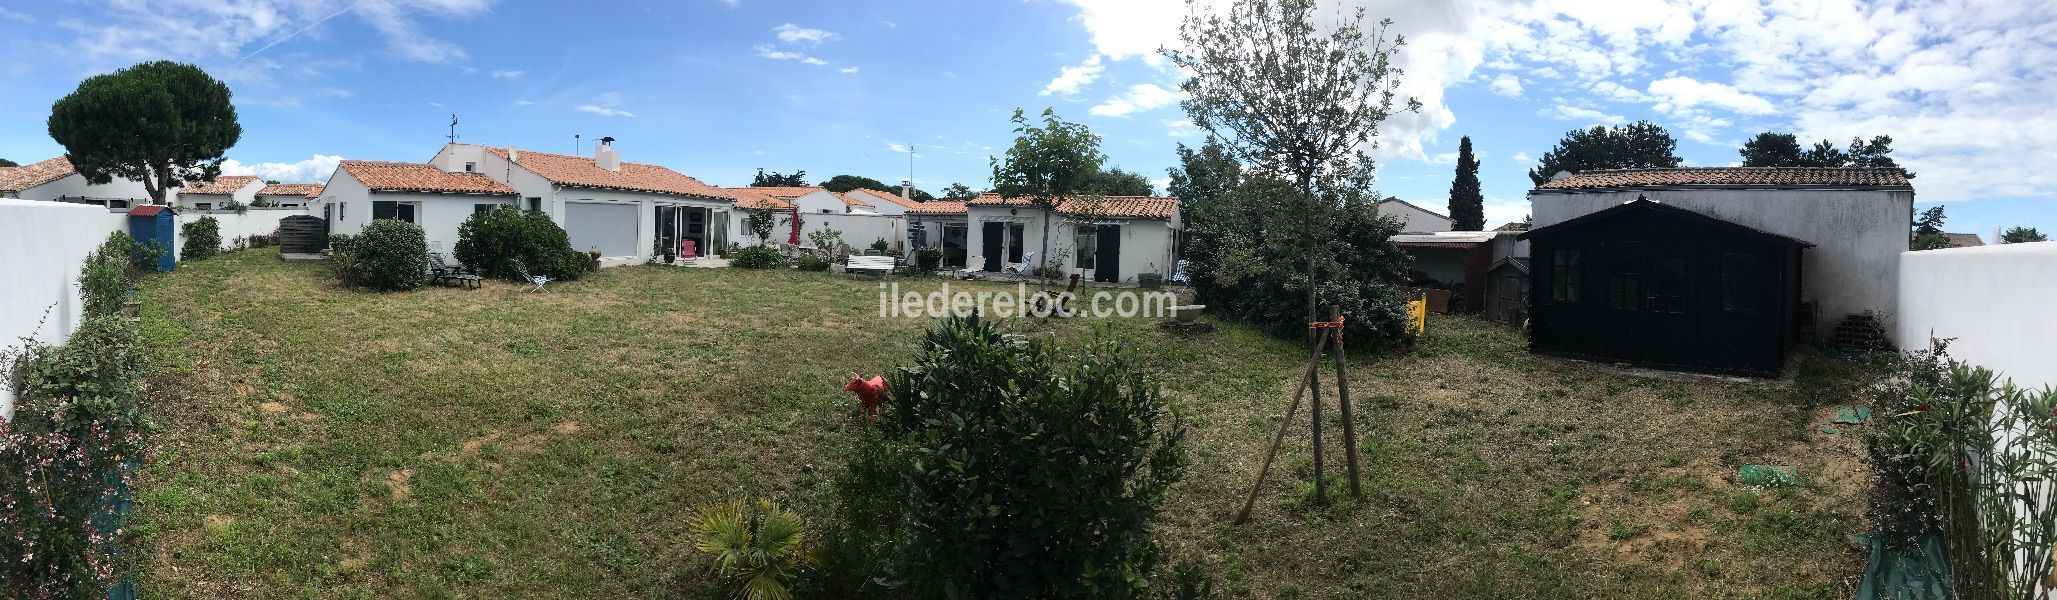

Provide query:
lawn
left=130, top=250, right=1877, bottom=599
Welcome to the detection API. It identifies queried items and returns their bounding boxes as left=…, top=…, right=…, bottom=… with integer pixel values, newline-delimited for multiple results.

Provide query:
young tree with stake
left=1166, top=0, right=1415, bottom=510
left=990, top=108, right=1107, bottom=283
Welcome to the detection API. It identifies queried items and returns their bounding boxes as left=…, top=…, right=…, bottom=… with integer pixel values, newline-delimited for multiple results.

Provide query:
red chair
left=680, top=240, right=697, bottom=258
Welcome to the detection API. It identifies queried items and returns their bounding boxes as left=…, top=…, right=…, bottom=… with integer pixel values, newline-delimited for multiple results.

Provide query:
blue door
left=127, top=206, right=178, bottom=272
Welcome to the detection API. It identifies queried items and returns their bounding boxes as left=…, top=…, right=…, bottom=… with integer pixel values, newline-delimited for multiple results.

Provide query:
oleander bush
left=179, top=216, right=220, bottom=260
left=342, top=220, right=429, bottom=292
left=729, top=245, right=785, bottom=270
left=454, top=206, right=589, bottom=282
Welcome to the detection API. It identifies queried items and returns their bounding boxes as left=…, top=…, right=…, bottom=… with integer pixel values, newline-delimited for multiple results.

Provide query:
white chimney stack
left=902, top=179, right=913, bottom=200
left=595, top=137, right=620, bottom=172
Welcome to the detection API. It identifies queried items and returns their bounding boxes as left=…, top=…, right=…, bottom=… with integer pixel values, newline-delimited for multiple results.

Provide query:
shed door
left=1095, top=225, right=1121, bottom=282
left=565, top=202, right=639, bottom=257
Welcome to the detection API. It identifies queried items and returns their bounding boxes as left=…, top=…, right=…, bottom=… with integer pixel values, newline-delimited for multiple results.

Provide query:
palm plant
left=688, top=498, right=810, bottom=600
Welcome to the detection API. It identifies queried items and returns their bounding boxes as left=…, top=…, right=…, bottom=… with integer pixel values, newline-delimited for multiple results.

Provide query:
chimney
left=595, top=136, right=620, bottom=172
left=902, top=179, right=913, bottom=200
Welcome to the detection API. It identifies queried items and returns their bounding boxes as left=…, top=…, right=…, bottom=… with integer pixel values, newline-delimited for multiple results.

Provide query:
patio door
left=711, top=210, right=729, bottom=254
left=685, top=208, right=707, bottom=257
left=1094, top=225, right=1121, bottom=282
left=1007, top=223, right=1025, bottom=263
left=655, top=205, right=678, bottom=256
left=982, top=222, right=1004, bottom=271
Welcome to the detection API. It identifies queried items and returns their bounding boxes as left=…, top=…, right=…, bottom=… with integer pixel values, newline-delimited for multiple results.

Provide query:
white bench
left=847, top=255, right=896, bottom=275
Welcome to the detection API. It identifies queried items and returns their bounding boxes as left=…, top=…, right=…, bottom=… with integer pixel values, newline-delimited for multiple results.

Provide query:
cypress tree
left=1448, top=136, right=1484, bottom=231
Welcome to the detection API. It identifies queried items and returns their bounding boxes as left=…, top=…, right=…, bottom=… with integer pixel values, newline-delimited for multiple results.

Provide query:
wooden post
left=1307, top=332, right=1326, bottom=506
left=1233, top=332, right=1332, bottom=525
left=1330, top=306, right=1363, bottom=497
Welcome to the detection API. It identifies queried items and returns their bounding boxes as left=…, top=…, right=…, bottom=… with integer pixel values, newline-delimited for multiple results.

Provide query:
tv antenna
left=447, top=114, right=459, bottom=143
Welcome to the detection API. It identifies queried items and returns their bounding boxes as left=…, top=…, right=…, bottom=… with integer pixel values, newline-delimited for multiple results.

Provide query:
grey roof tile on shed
left=1536, top=167, right=1911, bottom=190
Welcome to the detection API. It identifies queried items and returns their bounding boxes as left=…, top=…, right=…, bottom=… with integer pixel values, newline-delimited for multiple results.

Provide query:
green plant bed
left=729, top=245, right=784, bottom=269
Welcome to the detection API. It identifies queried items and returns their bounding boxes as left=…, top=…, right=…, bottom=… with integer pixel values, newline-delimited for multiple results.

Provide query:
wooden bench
left=846, top=255, right=896, bottom=275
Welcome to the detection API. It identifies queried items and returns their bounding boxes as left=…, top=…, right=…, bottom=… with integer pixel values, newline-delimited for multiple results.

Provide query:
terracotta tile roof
left=903, top=200, right=968, bottom=215
left=1535, top=167, right=1912, bottom=190
left=1492, top=221, right=1531, bottom=232
left=179, top=175, right=259, bottom=195
left=1944, top=232, right=1984, bottom=247
left=856, top=188, right=924, bottom=210
left=482, top=146, right=725, bottom=198
left=718, top=187, right=796, bottom=210
left=258, top=183, right=324, bottom=197
left=967, top=193, right=1179, bottom=219
left=0, top=156, right=76, bottom=192
left=743, top=186, right=825, bottom=199
left=831, top=190, right=874, bottom=208
left=338, top=161, right=518, bottom=195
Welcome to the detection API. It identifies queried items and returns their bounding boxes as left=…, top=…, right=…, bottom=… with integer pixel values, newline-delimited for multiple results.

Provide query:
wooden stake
left=1308, top=335, right=1326, bottom=506
left=1233, top=332, right=1332, bottom=525
left=1330, top=306, right=1363, bottom=497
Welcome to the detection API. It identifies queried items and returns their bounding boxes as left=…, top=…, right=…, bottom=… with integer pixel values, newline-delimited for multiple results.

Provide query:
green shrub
left=346, top=220, right=429, bottom=291
left=80, top=248, right=130, bottom=319
left=2, top=314, right=150, bottom=599
left=1187, top=180, right=1413, bottom=350
left=97, top=231, right=161, bottom=277
left=730, top=245, right=784, bottom=269
left=795, top=254, right=831, bottom=272
left=453, top=207, right=589, bottom=282
left=914, top=247, right=942, bottom=271
left=688, top=498, right=811, bottom=600
left=822, top=317, right=1187, bottom=598
left=180, top=215, right=220, bottom=260
left=868, top=238, right=890, bottom=254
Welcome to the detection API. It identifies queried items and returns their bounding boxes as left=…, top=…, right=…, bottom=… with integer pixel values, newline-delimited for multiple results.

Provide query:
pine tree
left=1447, top=136, right=1484, bottom=231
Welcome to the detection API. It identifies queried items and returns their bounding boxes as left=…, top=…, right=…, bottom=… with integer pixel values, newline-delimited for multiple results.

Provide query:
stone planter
left=1172, top=304, right=1206, bottom=322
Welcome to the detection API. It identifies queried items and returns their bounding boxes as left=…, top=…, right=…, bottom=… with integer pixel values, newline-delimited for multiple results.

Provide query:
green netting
left=1856, top=531, right=1951, bottom=600
left=1739, top=465, right=1797, bottom=486
left=1833, top=405, right=1873, bottom=424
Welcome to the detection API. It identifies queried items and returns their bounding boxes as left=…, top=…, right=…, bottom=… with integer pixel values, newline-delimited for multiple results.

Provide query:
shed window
left=1075, top=225, right=1098, bottom=269
left=1720, top=253, right=1758, bottom=313
left=1550, top=250, right=1581, bottom=303
left=1648, top=257, right=1688, bottom=313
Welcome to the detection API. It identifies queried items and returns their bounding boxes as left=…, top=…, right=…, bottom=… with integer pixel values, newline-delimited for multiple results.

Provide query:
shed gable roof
left=1516, top=198, right=1815, bottom=247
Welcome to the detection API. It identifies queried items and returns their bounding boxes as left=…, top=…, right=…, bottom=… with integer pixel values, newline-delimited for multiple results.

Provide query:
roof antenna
left=574, top=133, right=581, bottom=156
left=447, top=114, right=459, bottom=143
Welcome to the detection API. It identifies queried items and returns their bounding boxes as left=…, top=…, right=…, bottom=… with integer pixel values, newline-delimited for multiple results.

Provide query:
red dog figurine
left=844, top=373, right=888, bottom=421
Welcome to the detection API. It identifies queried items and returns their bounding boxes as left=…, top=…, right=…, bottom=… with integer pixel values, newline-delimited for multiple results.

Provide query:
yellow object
left=1405, top=292, right=1427, bottom=336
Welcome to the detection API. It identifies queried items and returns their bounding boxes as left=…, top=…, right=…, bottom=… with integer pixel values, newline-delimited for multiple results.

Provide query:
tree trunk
left=1040, top=208, right=1052, bottom=290
left=1300, top=178, right=1324, bottom=505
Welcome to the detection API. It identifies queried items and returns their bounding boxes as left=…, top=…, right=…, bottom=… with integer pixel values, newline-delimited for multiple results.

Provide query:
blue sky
left=1, top=0, right=2051, bottom=237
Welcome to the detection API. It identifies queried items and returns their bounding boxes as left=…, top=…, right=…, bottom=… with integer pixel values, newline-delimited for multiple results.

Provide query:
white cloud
left=489, top=69, right=524, bottom=79
left=1040, top=55, right=1104, bottom=96
left=839, top=66, right=860, bottom=74
left=1488, top=73, right=1523, bottom=97
left=1165, top=119, right=1202, bottom=137
left=886, top=143, right=912, bottom=153
left=51, top=0, right=495, bottom=75
left=1542, top=104, right=1625, bottom=125
left=576, top=92, right=634, bottom=117
left=1645, top=76, right=1775, bottom=115
left=1482, top=196, right=1531, bottom=229
left=802, top=57, right=828, bottom=66
left=514, top=100, right=535, bottom=106
left=1089, top=84, right=1180, bottom=117
left=1511, top=151, right=1531, bottom=164
left=755, top=45, right=806, bottom=61
left=220, top=154, right=344, bottom=183
left=773, top=23, right=838, bottom=45
left=719, top=0, right=738, bottom=6
left=880, top=20, right=897, bottom=28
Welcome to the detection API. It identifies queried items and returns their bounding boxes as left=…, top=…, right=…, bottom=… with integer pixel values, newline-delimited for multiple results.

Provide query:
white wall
left=1898, top=242, right=2057, bottom=391
left=1379, top=200, right=1453, bottom=233
left=174, top=208, right=310, bottom=253
left=793, top=190, right=855, bottom=215
left=844, top=189, right=910, bottom=216
left=0, top=200, right=133, bottom=416
left=800, top=212, right=906, bottom=252
left=1531, top=188, right=1912, bottom=339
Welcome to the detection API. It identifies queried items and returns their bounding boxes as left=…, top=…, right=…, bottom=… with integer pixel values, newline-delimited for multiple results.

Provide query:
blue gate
left=126, top=205, right=177, bottom=272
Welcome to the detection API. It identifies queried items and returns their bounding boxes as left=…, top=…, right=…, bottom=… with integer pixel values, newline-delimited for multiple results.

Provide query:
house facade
left=905, top=200, right=969, bottom=268
left=1522, top=167, right=1913, bottom=373
left=320, top=160, right=519, bottom=253
left=256, top=183, right=323, bottom=208
left=1376, top=198, right=1455, bottom=233
left=843, top=188, right=925, bottom=216
left=965, top=193, right=1181, bottom=284
left=429, top=142, right=733, bottom=264
left=0, top=156, right=163, bottom=206
left=175, top=175, right=263, bottom=210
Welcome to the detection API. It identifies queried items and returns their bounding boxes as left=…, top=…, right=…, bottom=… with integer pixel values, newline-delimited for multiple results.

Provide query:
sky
left=0, top=0, right=2051, bottom=237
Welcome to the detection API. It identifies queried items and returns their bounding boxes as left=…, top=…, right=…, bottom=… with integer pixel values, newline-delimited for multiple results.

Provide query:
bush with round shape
left=729, top=245, right=785, bottom=270
left=914, top=247, right=942, bottom=271
left=796, top=254, right=831, bottom=272
left=180, top=216, right=221, bottom=260
left=454, top=207, right=589, bottom=282
left=348, top=219, right=429, bottom=291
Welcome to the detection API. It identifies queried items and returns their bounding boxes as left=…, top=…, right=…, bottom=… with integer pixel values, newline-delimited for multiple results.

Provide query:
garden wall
left=0, top=199, right=131, bottom=416
left=1897, top=242, right=2057, bottom=391
left=800, top=212, right=908, bottom=252
left=175, top=207, right=309, bottom=252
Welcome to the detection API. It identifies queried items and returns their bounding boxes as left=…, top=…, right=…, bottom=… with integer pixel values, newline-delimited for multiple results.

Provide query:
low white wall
left=0, top=200, right=133, bottom=416
left=176, top=208, right=309, bottom=253
left=801, top=212, right=907, bottom=252
left=1897, top=242, right=2057, bottom=391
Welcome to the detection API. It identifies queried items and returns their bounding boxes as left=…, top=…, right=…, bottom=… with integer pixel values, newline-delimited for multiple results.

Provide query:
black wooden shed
left=1517, top=198, right=1810, bottom=376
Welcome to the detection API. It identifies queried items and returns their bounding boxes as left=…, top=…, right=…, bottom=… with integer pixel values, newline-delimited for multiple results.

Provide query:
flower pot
left=1172, top=304, right=1205, bottom=322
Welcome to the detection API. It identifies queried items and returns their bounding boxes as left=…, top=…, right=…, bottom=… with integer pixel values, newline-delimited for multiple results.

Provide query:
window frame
left=1550, top=249, right=1582, bottom=304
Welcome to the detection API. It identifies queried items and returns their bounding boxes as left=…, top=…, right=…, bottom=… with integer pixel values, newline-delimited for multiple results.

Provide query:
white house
left=428, top=141, right=734, bottom=264
left=1376, top=198, right=1455, bottom=233
left=843, top=187, right=926, bottom=216
left=905, top=200, right=969, bottom=268
left=318, top=160, right=519, bottom=253
left=1526, top=167, right=1914, bottom=343
left=0, top=156, right=165, bottom=206
left=255, top=183, right=322, bottom=208
left=965, top=193, right=1182, bottom=284
left=175, top=175, right=263, bottom=210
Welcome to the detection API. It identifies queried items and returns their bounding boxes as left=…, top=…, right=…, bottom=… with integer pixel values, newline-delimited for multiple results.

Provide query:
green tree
left=1527, top=121, right=1681, bottom=186
left=0, top=158, right=17, bottom=168
left=939, top=182, right=977, bottom=200
left=819, top=174, right=891, bottom=193
left=1739, top=132, right=1803, bottom=167
left=2001, top=227, right=2048, bottom=244
left=1083, top=166, right=1156, bottom=196
left=1166, top=140, right=1242, bottom=217
left=1447, top=136, right=1484, bottom=231
left=1847, top=135, right=1912, bottom=177
left=990, top=108, right=1107, bottom=280
left=751, top=169, right=808, bottom=187
left=47, top=61, right=241, bottom=205
left=1911, top=206, right=1950, bottom=251
left=1167, top=0, right=1416, bottom=344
